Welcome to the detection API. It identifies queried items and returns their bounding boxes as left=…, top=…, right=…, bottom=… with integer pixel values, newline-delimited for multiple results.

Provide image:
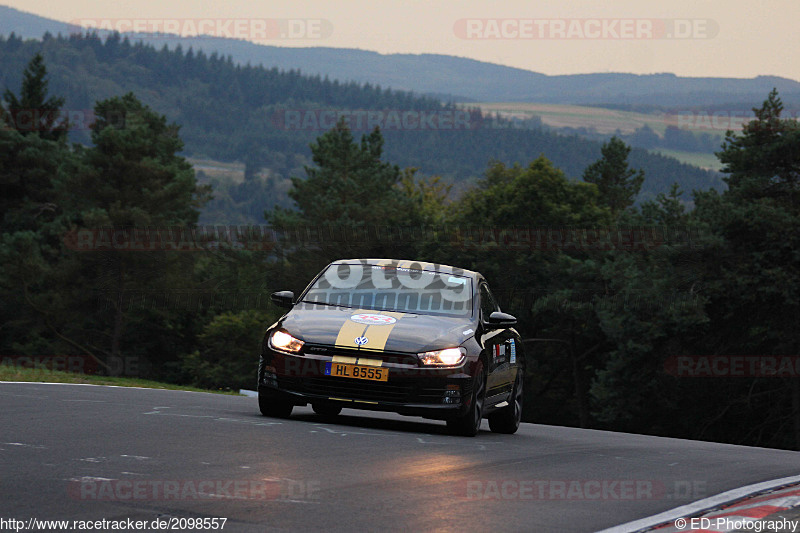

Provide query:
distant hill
left=0, top=25, right=726, bottom=222
left=2, top=5, right=799, bottom=107
left=0, top=5, right=76, bottom=38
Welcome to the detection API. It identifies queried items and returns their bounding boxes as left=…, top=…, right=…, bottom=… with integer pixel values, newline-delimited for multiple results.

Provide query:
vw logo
left=354, top=336, right=369, bottom=346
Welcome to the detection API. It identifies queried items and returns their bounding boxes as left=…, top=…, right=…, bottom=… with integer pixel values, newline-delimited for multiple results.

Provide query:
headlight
left=418, top=347, right=466, bottom=366
left=269, top=330, right=304, bottom=354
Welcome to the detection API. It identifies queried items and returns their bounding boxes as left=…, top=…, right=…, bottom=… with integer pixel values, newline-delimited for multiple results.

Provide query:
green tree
left=1, top=53, right=67, bottom=142
left=399, top=167, right=452, bottom=225
left=690, top=90, right=800, bottom=449
left=182, top=310, right=278, bottom=390
left=0, top=54, right=70, bottom=227
left=443, top=157, right=614, bottom=428
left=60, top=92, right=210, bottom=369
left=267, top=117, right=417, bottom=226
left=583, top=137, right=645, bottom=217
left=0, top=58, right=77, bottom=358
left=717, top=88, right=800, bottom=209
left=0, top=126, right=66, bottom=230
left=75, top=92, right=208, bottom=225
left=265, top=118, right=423, bottom=286
left=640, top=183, right=688, bottom=226
left=588, top=249, right=708, bottom=433
left=456, top=157, right=612, bottom=227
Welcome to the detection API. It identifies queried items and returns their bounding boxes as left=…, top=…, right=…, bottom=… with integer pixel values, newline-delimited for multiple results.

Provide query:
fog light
left=443, top=386, right=461, bottom=404
left=261, top=366, right=278, bottom=387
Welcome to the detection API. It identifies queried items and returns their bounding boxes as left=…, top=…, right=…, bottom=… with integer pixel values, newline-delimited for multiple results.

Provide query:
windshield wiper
left=298, top=300, right=352, bottom=308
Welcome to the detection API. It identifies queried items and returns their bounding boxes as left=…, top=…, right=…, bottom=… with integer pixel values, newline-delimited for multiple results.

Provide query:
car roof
left=331, top=259, right=483, bottom=281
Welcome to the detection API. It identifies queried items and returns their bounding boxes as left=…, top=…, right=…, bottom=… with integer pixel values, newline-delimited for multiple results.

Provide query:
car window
left=301, top=263, right=474, bottom=317
left=479, top=283, right=498, bottom=321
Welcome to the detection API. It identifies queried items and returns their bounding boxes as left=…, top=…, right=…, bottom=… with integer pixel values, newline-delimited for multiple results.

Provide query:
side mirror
left=486, top=311, right=517, bottom=328
left=270, top=290, right=295, bottom=309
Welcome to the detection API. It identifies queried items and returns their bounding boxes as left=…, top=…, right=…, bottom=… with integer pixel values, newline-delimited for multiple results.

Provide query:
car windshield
left=301, top=263, right=473, bottom=317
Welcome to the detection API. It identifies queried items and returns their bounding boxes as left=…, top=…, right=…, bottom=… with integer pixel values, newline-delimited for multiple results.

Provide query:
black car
left=257, top=259, right=524, bottom=436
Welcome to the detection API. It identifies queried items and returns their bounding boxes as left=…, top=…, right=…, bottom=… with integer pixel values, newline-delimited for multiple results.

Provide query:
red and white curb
left=596, top=475, right=800, bottom=533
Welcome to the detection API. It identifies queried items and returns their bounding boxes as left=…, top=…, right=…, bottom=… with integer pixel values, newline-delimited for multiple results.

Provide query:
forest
left=2, top=47, right=799, bottom=451
left=0, top=31, right=723, bottom=223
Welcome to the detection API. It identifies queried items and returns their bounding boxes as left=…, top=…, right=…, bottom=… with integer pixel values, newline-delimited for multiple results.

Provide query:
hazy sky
left=12, top=0, right=800, bottom=81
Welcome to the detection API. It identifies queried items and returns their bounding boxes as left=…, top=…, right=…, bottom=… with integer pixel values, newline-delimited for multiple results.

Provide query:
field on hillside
left=189, top=158, right=246, bottom=182
left=474, top=102, right=747, bottom=136
left=476, top=102, right=661, bottom=134
left=474, top=102, right=730, bottom=171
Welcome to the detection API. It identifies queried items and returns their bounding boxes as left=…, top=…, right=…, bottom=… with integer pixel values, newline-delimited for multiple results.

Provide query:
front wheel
left=258, top=389, right=293, bottom=418
left=488, top=366, right=523, bottom=434
left=447, top=360, right=486, bottom=437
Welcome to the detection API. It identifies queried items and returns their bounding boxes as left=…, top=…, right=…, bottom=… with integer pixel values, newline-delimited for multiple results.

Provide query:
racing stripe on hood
left=334, top=312, right=369, bottom=348
left=334, top=310, right=406, bottom=350
left=360, top=311, right=406, bottom=351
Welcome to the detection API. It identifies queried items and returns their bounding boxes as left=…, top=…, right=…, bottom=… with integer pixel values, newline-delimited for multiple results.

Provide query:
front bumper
left=258, top=348, right=474, bottom=419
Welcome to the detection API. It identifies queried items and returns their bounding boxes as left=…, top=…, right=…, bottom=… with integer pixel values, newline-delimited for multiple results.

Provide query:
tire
left=258, top=389, right=293, bottom=418
left=312, top=403, right=343, bottom=417
left=447, top=359, right=486, bottom=437
left=488, top=366, right=523, bottom=434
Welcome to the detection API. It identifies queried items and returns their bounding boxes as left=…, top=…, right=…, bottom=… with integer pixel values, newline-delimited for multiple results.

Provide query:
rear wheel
left=489, top=367, right=523, bottom=434
left=312, top=403, right=343, bottom=417
left=258, top=389, right=293, bottom=418
left=447, top=360, right=486, bottom=437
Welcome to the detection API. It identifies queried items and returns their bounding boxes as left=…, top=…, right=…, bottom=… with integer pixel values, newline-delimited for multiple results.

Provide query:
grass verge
left=0, top=365, right=239, bottom=394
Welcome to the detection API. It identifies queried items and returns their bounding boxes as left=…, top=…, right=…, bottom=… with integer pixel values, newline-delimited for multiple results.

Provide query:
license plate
left=324, top=362, right=388, bottom=381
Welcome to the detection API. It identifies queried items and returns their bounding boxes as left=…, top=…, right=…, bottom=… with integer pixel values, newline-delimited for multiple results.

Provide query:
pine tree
left=582, top=136, right=645, bottom=217
left=693, top=89, right=800, bottom=449
left=2, top=53, right=68, bottom=141
left=717, top=88, right=800, bottom=210
left=66, top=92, right=210, bottom=363
left=267, top=117, right=416, bottom=226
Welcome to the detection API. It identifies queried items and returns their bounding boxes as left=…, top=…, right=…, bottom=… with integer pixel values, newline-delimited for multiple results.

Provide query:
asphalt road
left=2, top=382, right=799, bottom=532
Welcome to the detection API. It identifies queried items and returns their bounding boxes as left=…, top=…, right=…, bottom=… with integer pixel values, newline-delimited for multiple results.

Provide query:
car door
left=478, top=282, right=514, bottom=401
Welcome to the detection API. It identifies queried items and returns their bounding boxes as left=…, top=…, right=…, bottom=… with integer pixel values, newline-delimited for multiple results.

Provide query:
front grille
left=303, top=344, right=418, bottom=366
left=278, top=375, right=451, bottom=404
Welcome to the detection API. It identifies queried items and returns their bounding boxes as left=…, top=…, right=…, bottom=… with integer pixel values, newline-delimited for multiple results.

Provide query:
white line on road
left=595, top=475, right=800, bottom=533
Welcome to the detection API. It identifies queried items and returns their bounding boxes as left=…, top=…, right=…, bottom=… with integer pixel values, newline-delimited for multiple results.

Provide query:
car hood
left=278, top=304, right=475, bottom=353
